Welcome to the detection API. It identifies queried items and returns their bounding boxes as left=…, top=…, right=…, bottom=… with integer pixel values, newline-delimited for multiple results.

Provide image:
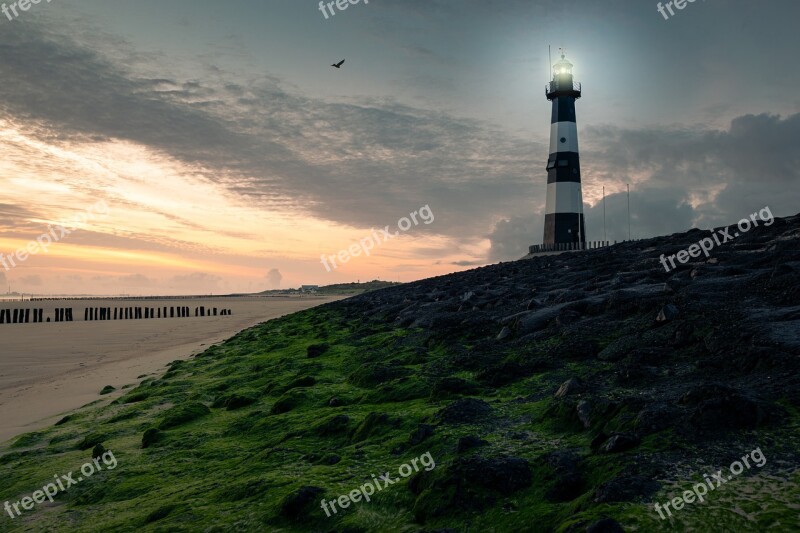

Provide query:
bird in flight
left=331, top=59, right=345, bottom=69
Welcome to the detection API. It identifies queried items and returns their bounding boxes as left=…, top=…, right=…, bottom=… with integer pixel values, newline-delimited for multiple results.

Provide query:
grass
left=0, top=304, right=797, bottom=532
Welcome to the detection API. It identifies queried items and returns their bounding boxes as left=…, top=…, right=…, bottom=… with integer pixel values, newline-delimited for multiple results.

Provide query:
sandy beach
left=0, top=295, right=342, bottom=444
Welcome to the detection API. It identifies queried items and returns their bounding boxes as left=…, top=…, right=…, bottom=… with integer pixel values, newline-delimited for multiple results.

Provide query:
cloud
left=117, top=274, right=154, bottom=287
left=266, top=268, right=282, bottom=289
left=19, top=275, right=43, bottom=287
left=0, top=21, right=538, bottom=243
left=169, top=272, right=223, bottom=292
left=1, top=20, right=797, bottom=271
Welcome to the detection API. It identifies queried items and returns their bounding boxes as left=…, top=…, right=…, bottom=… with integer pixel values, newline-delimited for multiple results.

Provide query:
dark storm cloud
left=488, top=114, right=800, bottom=261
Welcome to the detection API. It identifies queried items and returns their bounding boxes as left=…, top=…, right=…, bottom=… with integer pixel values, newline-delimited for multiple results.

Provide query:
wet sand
left=0, top=296, right=342, bottom=444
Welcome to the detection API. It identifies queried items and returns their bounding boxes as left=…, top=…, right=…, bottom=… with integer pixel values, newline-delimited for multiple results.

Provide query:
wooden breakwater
left=0, top=306, right=232, bottom=324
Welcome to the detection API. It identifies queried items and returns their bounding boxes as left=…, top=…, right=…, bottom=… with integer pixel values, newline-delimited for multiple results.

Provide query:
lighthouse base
left=521, top=240, right=611, bottom=260
left=543, top=212, right=586, bottom=246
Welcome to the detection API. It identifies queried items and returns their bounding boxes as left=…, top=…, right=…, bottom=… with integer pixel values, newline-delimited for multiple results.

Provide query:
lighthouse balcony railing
left=545, top=80, right=581, bottom=99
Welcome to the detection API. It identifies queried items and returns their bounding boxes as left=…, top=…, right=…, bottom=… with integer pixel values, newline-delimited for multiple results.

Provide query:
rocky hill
left=1, top=213, right=799, bottom=532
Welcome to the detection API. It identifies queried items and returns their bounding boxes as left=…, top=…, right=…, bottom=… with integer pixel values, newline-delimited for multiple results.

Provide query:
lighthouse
left=543, top=50, right=585, bottom=247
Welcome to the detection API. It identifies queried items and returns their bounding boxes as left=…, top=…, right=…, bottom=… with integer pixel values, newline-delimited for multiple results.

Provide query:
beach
left=0, top=295, right=341, bottom=444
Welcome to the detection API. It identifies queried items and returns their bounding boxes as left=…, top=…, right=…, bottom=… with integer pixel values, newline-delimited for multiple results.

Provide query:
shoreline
left=0, top=295, right=343, bottom=444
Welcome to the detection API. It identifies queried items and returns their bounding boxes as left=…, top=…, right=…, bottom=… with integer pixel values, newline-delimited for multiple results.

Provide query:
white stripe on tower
left=549, top=122, right=578, bottom=154
left=545, top=182, right=583, bottom=214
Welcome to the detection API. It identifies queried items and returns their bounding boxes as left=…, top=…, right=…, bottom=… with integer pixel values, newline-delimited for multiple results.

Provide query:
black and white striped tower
left=544, top=50, right=585, bottom=247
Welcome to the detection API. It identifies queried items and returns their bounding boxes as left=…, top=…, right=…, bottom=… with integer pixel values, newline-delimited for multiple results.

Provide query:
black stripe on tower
left=551, top=96, right=577, bottom=124
left=546, top=152, right=581, bottom=183
left=544, top=213, right=586, bottom=244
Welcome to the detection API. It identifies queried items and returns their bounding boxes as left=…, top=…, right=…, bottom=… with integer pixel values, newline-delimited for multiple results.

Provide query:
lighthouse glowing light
left=543, top=51, right=585, bottom=246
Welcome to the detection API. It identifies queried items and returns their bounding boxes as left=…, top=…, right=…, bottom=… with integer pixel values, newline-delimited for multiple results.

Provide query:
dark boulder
left=541, top=450, right=585, bottom=502
left=554, top=378, right=584, bottom=398
left=279, top=486, right=325, bottom=519
left=599, top=433, right=640, bottom=453
left=456, top=435, right=488, bottom=453
left=306, top=344, right=329, bottom=358
left=409, top=424, right=435, bottom=446
left=593, top=474, right=660, bottom=503
left=435, top=398, right=493, bottom=425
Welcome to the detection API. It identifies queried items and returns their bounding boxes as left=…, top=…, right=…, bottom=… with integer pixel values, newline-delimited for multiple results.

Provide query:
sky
left=0, top=0, right=798, bottom=295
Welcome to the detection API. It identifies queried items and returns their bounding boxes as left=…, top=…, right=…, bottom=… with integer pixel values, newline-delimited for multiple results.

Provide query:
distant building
left=300, top=285, right=319, bottom=293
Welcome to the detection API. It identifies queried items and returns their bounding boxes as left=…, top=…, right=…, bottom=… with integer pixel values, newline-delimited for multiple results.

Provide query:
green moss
left=0, top=303, right=796, bottom=533
left=158, top=401, right=211, bottom=430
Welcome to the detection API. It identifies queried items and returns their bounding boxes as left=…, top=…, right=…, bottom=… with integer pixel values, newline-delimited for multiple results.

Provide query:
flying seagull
left=331, top=59, right=345, bottom=69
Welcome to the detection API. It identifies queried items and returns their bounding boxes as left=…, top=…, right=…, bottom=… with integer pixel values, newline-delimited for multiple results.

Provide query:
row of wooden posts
left=0, top=306, right=232, bottom=324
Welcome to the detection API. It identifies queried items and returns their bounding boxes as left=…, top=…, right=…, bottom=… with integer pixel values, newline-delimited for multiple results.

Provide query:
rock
left=314, top=414, right=350, bottom=436
left=91, top=443, right=107, bottom=460
left=456, top=435, right=488, bottom=453
left=656, top=304, right=679, bottom=322
left=670, top=321, right=695, bottom=347
left=351, top=412, right=391, bottom=442
left=435, top=398, right=493, bottom=425
left=555, top=310, right=581, bottom=327
left=306, top=344, right=329, bottom=358
left=496, top=326, right=511, bottom=340
left=348, top=363, right=411, bottom=387
left=554, top=378, right=584, bottom=398
left=593, top=474, right=659, bottom=503
left=279, top=486, right=324, bottom=518
left=576, top=400, right=592, bottom=429
left=597, top=336, right=638, bottom=362
left=476, top=360, right=532, bottom=387
left=517, top=306, right=564, bottom=334
left=634, top=404, right=678, bottom=435
left=158, top=402, right=210, bottom=430
left=542, top=450, right=585, bottom=502
left=431, top=377, right=480, bottom=398
left=320, top=454, right=341, bottom=465
left=599, top=433, right=640, bottom=454
left=225, top=393, right=258, bottom=410
left=409, top=424, right=435, bottom=446
left=690, top=395, right=767, bottom=431
left=142, top=428, right=162, bottom=449
left=590, top=431, right=609, bottom=451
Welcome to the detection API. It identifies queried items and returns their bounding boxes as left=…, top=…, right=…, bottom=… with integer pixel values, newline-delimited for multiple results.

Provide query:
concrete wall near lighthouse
left=543, top=52, right=586, bottom=246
